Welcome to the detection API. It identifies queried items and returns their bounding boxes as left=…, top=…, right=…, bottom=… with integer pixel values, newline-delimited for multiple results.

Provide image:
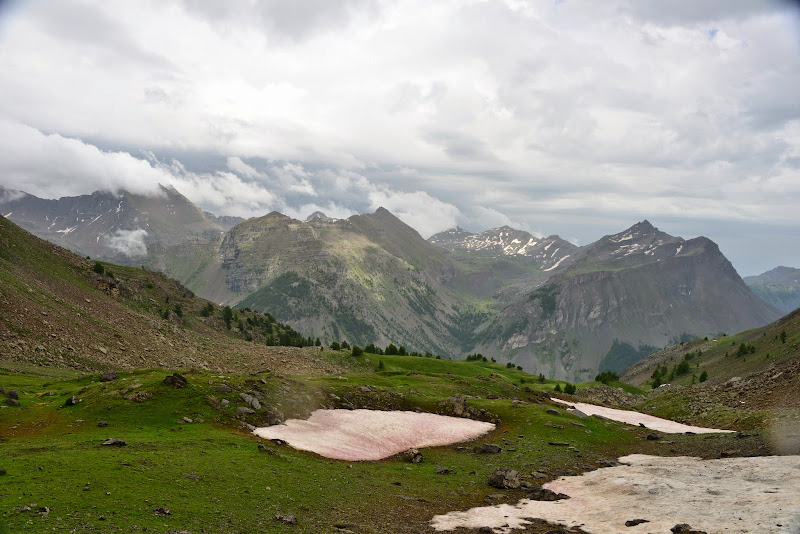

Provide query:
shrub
left=595, top=371, right=619, bottom=384
left=506, top=362, right=515, bottom=369
left=341, top=341, right=350, bottom=350
left=200, top=302, right=214, bottom=317
left=563, top=383, right=577, bottom=395
left=351, top=345, right=363, bottom=357
left=538, top=373, right=546, bottom=383
left=553, top=383, right=562, bottom=392
left=330, top=341, right=341, bottom=351
left=377, top=360, right=385, bottom=370
left=781, top=330, right=787, bottom=344
left=699, top=370, right=708, bottom=383
left=92, top=261, right=104, bottom=274
left=173, top=304, right=183, bottom=318
left=222, top=306, right=233, bottom=329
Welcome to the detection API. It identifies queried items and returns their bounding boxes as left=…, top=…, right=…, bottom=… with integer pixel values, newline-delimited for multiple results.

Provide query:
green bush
left=595, top=371, right=619, bottom=384
left=330, top=341, right=341, bottom=351
left=92, top=261, right=104, bottom=275
left=699, top=370, right=708, bottom=382
left=351, top=345, right=363, bottom=357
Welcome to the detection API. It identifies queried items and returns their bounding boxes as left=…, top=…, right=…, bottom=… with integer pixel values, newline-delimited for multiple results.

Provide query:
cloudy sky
left=0, top=0, right=799, bottom=275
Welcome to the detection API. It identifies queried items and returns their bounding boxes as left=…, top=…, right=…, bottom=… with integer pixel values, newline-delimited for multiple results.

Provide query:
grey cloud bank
left=0, top=0, right=798, bottom=275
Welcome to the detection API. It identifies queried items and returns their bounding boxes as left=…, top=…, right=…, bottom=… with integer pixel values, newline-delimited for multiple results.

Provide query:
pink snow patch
left=253, top=409, right=495, bottom=461
left=551, top=398, right=733, bottom=434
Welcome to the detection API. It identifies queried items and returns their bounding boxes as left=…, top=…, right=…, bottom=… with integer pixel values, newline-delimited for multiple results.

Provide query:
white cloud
left=0, top=0, right=799, bottom=273
left=103, top=228, right=149, bottom=257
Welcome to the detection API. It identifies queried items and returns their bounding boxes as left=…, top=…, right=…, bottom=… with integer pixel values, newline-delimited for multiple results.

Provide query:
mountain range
left=0, top=185, right=784, bottom=380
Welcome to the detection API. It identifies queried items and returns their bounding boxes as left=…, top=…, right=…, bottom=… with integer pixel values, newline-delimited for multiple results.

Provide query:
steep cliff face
left=474, top=236, right=781, bottom=381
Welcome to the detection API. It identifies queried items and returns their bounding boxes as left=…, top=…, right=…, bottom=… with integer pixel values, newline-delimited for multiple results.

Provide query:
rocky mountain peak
left=306, top=211, right=335, bottom=223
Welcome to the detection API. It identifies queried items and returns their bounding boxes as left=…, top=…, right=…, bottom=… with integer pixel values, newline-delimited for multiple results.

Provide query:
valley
left=0, top=188, right=784, bottom=381
left=1, top=213, right=798, bottom=533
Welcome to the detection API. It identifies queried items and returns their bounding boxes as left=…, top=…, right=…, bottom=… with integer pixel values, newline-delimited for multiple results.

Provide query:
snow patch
left=551, top=399, right=733, bottom=433
left=431, top=454, right=800, bottom=533
left=253, top=409, right=494, bottom=461
left=543, top=254, right=569, bottom=272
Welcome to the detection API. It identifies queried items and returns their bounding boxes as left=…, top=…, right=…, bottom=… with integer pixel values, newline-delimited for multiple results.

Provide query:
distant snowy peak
left=570, top=220, right=694, bottom=269
left=428, top=225, right=578, bottom=270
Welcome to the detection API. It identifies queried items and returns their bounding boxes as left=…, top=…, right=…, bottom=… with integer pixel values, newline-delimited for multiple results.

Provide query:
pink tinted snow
left=551, top=398, right=734, bottom=434
left=431, top=454, right=800, bottom=533
left=253, top=409, right=495, bottom=461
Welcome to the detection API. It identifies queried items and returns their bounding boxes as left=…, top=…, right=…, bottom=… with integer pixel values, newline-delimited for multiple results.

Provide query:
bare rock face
left=488, top=468, right=521, bottom=489
left=100, top=371, right=117, bottom=382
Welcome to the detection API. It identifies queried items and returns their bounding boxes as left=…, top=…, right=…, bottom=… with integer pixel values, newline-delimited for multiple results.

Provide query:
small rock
left=97, top=421, right=109, bottom=427
left=548, top=441, right=570, bottom=446
left=101, top=438, right=127, bottom=447
left=474, top=443, right=502, bottom=454
left=164, top=373, right=188, bottom=389
left=182, top=417, right=194, bottom=424
left=625, top=519, right=650, bottom=527
left=100, top=371, right=117, bottom=382
left=671, top=524, right=707, bottom=534
left=99, top=515, right=106, bottom=520
left=212, top=384, right=232, bottom=393
left=646, top=433, right=662, bottom=441
left=153, top=507, right=171, bottom=517
left=567, top=408, right=588, bottom=418
left=5, top=390, right=18, bottom=400
left=275, top=513, right=297, bottom=525
left=182, top=473, right=200, bottom=480
left=64, top=396, right=81, bottom=406
left=546, top=408, right=561, bottom=416
left=240, top=393, right=261, bottom=410
left=398, top=448, right=423, bottom=463
left=552, top=469, right=578, bottom=477
left=434, top=467, right=452, bottom=475
left=488, top=467, right=521, bottom=489
left=6, top=399, right=20, bottom=407
left=236, top=407, right=255, bottom=415
left=529, top=487, right=569, bottom=501
left=0, top=468, right=6, bottom=475
left=479, top=527, right=494, bottom=534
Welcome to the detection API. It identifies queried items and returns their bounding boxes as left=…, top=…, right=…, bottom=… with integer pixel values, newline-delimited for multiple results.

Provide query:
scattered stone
left=240, top=393, right=261, bottom=410
left=5, top=390, right=18, bottom=400
left=6, top=399, right=20, bottom=407
left=479, top=527, right=494, bottom=534
left=546, top=408, right=561, bottom=416
left=671, top=524, right=707, bottom=534
left=182, top=473, right=200, bottom=480
left=100, top=371, right=117, bottom=382
left=548, top=441, right=570, bottom=447
left=99, top=515, right=106, bottom=520
left=97, top=421, right=108, bottom=427
left=398, top=448, right=424, bottom=463
left=626, top=519, right=650, bottom=527
left=101, top=438, right=126, bottom=447
left=552, top=469, right=578, bottom=477
left=64, top=396, right=81, bottom=406
left=529, top=488, right=569, bottom=501
left=646, top=433, right=662, bottom=441
left=720, top=450, right=740, bottom=458
left=164, top=373, right=188, bottom=389
left=212, top=384, right=232, bottom=393
left=236, top=407, right=255, bottom=415
left=488, top=468, right=521, bottom=489
left=474, top=443, right=502, bottom=454
left=182, top=417, right=194, bottom=424
left=153, top=507, right=171, bottom=517
left=275, top=513, right=297, bottom=525
left=434, top=467, right=452, bottom=475
left=566, top=408, right=588, bottom=418
left=0, top=468, right=6, bottom=475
